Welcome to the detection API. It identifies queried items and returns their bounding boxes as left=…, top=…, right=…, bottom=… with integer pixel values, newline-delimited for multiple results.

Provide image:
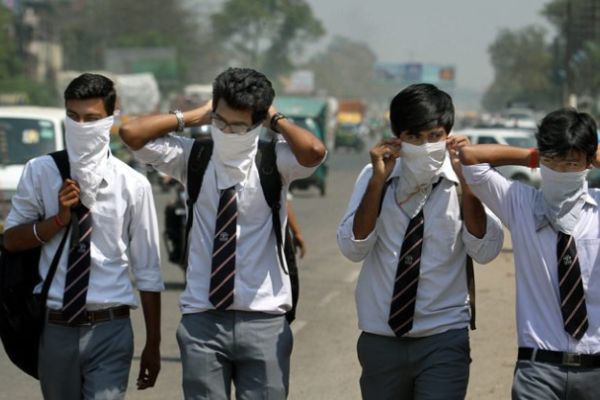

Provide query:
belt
left=47, top=305, right=130, bottom=326
left=518, top=347, right=600, bottom=368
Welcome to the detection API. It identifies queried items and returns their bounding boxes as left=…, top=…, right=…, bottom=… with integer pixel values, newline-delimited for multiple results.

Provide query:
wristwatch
left=270, top=112, right=287, bottom=133
left=169, top=109, right=185, bottom=132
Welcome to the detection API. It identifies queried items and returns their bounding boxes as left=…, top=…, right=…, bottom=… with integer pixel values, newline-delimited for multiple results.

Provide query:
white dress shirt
left=337, top=157, right=504, bottom=337
left=463, top=163, right=600, bottom=354
left=133, top=134, right=318, bottom=314
left=5, top=154, right=164, bottom=311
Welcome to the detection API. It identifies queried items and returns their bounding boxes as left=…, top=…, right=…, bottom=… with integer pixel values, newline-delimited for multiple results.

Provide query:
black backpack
left=0, top=150, right=72, bottom=378
left=182, top=138, right=299, bottom=324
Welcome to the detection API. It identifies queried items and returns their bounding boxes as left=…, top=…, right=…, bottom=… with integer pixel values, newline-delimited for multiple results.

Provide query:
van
left=0, top=107, right=66, bottom=235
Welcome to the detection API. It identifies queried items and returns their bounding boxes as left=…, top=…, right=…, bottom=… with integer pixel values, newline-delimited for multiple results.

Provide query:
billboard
left=374, top=63, right=455, bottom=86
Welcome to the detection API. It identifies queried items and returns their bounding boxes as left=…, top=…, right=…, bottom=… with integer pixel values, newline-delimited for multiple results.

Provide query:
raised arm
left=269, top=107, right=326, bottom=168
left=459, top=144, right=535, bottom=167
left=119, top=102, right=213, bottom=151
left=352, top=138, right=402, bottom=239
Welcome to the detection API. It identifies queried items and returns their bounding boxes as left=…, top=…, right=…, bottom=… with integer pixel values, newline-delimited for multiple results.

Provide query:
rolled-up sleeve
left=275, top=140, right=326, bottom=185
left=127, top=180, right=164, bottom=292
left=337, top=164, right=378, bottom=262
left=462, top=163, right=516, bottom=228
left=461, top=209, right=504, bottom=264
left=131, top=134, right=193, bottom=184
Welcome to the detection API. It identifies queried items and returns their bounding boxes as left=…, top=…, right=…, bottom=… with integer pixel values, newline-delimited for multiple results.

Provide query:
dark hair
left=64, top=73, right=116, bottom=115
left=536, top=108, right=598, bottom=160
left=389, top=83, right=454, bottom=137
left=212, top=68, right=275, bottom=124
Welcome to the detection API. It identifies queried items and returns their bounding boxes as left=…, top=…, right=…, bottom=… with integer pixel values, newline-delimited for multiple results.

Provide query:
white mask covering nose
left=539, top=164, right=588, bottom=233
left=211, top=124, right=261, bottom=189
left=64, top=115, right=113, bottom=209
left=395, top=141, right=447, bottom=218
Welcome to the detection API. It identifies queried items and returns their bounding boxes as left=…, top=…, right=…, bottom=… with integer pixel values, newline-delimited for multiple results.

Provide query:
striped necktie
left=209, top=186, right=237, bottom=310
left=557, top=231, right=588, bottom=340
left=62, top=203, right=92, bottom=324
left=388, top=209, right=424, bottom=337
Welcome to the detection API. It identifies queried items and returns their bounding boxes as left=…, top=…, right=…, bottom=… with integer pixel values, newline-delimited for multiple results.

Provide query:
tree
left=211, top=0, right=324, bottom=77
left=306, top=36, right=377, bottom=99
left=55, top=0, right=217, bottom=85
left=542, top=0, right=600, bottom=107
left=483, top=25, right=559, bottom=111
left=0, top=5, right=54, bottom=105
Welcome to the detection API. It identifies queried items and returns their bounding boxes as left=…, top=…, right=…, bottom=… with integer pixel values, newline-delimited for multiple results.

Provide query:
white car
left=0, top=107, right=66, bottom=234
left=455, top=128, right=541, bottom=187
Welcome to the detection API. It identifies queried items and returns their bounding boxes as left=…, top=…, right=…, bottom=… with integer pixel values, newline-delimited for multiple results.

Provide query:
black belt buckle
left=562, top=352, right=582, bottom=367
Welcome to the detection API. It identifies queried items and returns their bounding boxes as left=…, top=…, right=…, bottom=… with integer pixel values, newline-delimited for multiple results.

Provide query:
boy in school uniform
left=460, top=108, right=600, bottom=399
left=337, top=83, right=504, bottom=399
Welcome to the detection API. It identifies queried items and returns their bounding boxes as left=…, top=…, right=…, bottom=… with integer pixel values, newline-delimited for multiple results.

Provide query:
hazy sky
left=305, top=0, right=553, bottom=93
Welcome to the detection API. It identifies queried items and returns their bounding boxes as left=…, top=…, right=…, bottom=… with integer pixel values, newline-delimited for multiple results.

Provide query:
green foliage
left=211, top=0, right=324, bottom=77
left=0, top=5, right=22, bottom=81
left=483, top=25, right=559, bottom=111
left=56, top=0, right=216, bottom=85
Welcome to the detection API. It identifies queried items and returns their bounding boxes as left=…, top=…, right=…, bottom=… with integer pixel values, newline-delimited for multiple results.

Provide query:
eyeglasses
left=211, top=112, right=261, bottom=134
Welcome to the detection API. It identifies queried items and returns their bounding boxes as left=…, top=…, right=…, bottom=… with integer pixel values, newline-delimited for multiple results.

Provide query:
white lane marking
left=291, top=320, right=307, bottom=336
left=317, top=291, right=340, bottom=307
left=344, top=269, right=360, bottom=283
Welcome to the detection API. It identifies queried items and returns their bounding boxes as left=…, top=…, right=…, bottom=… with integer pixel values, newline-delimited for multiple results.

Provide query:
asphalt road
left=0, top=145, right=518, bottom=399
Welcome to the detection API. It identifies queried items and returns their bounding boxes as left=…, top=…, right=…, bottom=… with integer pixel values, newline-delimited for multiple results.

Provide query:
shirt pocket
left=427, top=215, right=462, bottom=255
left=90, top=206, right=127, bottom=262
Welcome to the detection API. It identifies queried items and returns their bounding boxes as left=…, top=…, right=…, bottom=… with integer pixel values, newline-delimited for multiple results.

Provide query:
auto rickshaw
left=274, top=96, right=331, bottom=196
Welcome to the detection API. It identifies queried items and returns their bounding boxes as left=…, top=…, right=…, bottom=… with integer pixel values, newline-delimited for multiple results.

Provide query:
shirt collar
left=100, top=150, right=113, bottom=185
left=533, top=185, right=597, bottom=231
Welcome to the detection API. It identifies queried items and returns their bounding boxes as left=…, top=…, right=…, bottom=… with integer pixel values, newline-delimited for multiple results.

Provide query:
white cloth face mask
left=211, top=124, right=261, bottom=189
left=540, top=164, right=588, bottom=233
left=64, top=115, right=114, bottom=209
left=395, top=140, right=447, bottom=218
left=400, top=141, right=447, bottom=185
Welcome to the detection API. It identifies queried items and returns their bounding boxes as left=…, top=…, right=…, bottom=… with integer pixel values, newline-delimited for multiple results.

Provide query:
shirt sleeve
left=127, top=178, right=164, bottom=292
left=5, top=157, right=45, bottom=229
left=275, top=140, right=326, bottom=185
left=131, top=134, right=194, bottom=184
left=336, top=164, right=379, bottom=262
left=462, top=163, right=518, bottom=229
left=461, top=207, right=504, bottom=264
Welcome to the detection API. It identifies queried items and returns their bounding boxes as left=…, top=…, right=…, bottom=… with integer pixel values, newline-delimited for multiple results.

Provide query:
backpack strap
left=41, top=150, right=72, bottom=302
left=182, top=138, right=214, bottom=264
left=256, top=139, right=286, bottom=274
left=49, top=150, right=70, bottom=181
left=182, top=139, right=285, bottom=273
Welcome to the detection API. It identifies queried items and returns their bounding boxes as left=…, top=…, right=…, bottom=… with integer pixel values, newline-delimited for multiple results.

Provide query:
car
left=455, top=128, right=541, bottom=187
left=0, top=107, right=66, bottom=237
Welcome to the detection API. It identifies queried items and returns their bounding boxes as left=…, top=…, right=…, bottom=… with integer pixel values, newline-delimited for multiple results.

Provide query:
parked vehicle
left=274, top=96, right=330, bottom=196
left=455, top=128, right=541, bottom=187
left=335, top=100, right=367, bottom=152
left=0, top=107, right=66, bottom=238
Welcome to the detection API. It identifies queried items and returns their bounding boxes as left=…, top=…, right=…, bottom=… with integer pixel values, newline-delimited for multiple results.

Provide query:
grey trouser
left=38, top=318, right=134, bottom=400
left=512, top=360, right=600, bottom=400
left=357, top=328, right=470, bottom=400
left=176, top=310, right=293, bottom=400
